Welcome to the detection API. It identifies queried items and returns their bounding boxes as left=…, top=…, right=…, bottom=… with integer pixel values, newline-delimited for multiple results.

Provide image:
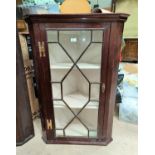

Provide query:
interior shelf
left=51, top=63, right=100, bottom=70
left=54, top=92, right=98, bottom=109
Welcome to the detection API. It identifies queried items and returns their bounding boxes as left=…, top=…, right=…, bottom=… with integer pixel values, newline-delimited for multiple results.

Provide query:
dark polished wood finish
left=26, top=13, right=128, bottom=145
left=122, top=38, right=138, bottom=62
left=25, top=13, right=128, bottom=23
left=16, top=30, right=34, bottom=146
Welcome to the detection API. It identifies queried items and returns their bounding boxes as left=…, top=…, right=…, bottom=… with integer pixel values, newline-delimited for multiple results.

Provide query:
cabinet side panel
left=98, top=25, right=111, bottom=139
left=16, top=29, right=34, bottom=146
left=103, top=22, right=124, bottom=140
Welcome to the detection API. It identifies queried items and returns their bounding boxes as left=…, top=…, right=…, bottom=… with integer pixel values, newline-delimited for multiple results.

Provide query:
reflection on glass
left=59, top=31, right=91, bottom=62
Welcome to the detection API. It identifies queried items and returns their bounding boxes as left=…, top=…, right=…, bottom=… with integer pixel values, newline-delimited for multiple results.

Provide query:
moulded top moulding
left=25, top=13, right=129, bottom=24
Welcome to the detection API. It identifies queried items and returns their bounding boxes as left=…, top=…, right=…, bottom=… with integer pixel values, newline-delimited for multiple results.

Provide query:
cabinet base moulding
left=42, top=136, right=113, bottom=146
left=16, top=134, right=34, bottom=146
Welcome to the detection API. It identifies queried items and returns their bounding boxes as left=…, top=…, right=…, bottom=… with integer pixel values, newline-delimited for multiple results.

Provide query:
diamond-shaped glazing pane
left=77, top=43, right=102, bottom=83
left=63, top=66, right=89, bottom=114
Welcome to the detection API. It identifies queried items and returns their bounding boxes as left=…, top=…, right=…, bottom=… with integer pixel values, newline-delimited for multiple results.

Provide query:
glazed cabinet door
left=35, top=23, right=111, bottom=143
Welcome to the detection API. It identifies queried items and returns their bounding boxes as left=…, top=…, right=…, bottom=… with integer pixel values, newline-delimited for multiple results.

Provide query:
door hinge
left=38, top=41, right=46, bottom=58
left=46, top=119, right=52, bottom=130
left=102, top=83, right=105, bottom=93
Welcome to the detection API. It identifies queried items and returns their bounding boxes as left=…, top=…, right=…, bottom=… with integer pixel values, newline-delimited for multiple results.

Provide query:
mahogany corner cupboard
left=25, top=13, right=128, bottom=145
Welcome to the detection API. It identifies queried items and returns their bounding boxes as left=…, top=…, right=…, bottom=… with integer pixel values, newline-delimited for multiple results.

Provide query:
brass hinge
left=102, top=83, right=105, bottom=93
left=46, top=119, right=52, bottom=130
left=38, top=41, right=46, bottom=58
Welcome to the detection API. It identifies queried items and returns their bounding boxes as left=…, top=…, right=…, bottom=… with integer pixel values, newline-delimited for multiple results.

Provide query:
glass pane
left=47, top=30, right=104, bottom=138
left=59, top=31, right=91, bottom=62
left=56, top=130, right=63, bottom=137
left=65, top=118, right=88, bottom=137
left=52, top=83, right=61, bottom=99
left=89, top=131, right=97, bottom=138
left=47, top=30, right=58, bottom=42
left=92, top=30, right=103, bottom=42
left=53, top=101, right=74, bottom=129
left=91, top=84, right=100, bottom=100
left=77, top=43, right=102, bottom=83
left=63, top=66, right=89, bottom=114
left=78, top=101, right=99, bottom=130
left=48, top=43, right=73, bottom=82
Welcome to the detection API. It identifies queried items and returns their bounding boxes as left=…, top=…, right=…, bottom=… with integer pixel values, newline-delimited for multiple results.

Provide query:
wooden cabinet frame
left=26, top=14, right=128, bottom=145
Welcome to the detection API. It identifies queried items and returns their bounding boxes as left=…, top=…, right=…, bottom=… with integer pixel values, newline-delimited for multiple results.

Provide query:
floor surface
left=16, top=117, right=138, bottom=155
